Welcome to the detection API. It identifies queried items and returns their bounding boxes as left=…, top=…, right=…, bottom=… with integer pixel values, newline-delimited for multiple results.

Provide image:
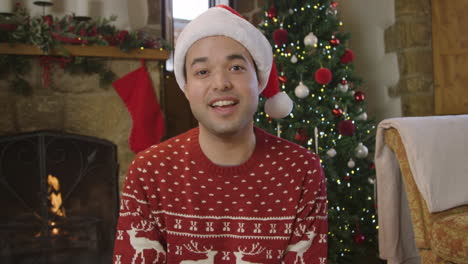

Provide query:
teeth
left=211, top=100, right=235, bottom=107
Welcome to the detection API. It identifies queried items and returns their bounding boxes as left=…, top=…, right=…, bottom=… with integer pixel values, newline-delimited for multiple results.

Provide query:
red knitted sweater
left=113, top=127, right=327, bottom=264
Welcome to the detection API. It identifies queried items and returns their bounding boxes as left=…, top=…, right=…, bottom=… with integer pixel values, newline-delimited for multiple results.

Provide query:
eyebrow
left=189, top=53, right=247, bottom=68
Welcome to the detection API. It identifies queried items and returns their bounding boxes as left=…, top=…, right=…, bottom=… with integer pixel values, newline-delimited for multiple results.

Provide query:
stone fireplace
left=0, top=58, right=163, bottom=263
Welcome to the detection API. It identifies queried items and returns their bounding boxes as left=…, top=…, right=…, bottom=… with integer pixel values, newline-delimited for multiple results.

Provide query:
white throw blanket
left=374, top=115, right=468, bottom=264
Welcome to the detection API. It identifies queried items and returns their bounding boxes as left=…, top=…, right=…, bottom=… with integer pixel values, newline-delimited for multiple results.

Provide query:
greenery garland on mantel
left=0, top=2, right=170, bottom=95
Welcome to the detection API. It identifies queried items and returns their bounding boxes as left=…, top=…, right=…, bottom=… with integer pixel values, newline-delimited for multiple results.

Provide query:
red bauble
left=314, top=68, right=333, bottom=84
left=353, top=233, right=366, bottom=244
left=332, top=108, right=343, bottom=117
left=330, top=38, right=340, bottom=46
left=369, top=162, right=375, bottom=170
left=278, top=75, right=288, bottom=84
left=338, top=120, right=355, bottom=136
left=294, top=129, right=309, bottom=144
left=354, top=91, right=365, bottom=102
left=267, top=5, right=277, bottom=18
left=344, top=175, right=351, bottom=181
left=340, top=49, right=355, bottom=64
left=273, top=28, right=289, bottom=46
left=341, top=79, right=348, bottom=85
left=331, top=2, right=339, bottom=8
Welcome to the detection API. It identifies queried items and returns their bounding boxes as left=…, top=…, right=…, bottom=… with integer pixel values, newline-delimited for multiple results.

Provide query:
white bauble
left=289, top=8, right=294, bottom=14
left=355, top=143, right=369, bottom=159
left=368, top=178, right=376, bottom=184
left=356, top=112, right=368, bottom=121
left=347, top=158, right=355, bottom=168
left=291, top=55, right=298, bottom=64
left=304, top=32, right=318, bottom=47
left=294, top=82, right=309, bottom=99
left=338, top=83, right=349, bottom=92
left=327, top=148, right=337, bottom=158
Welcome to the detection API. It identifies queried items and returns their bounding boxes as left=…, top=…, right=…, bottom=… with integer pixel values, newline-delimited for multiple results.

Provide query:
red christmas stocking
left=113, top=60, right=165, bottom=153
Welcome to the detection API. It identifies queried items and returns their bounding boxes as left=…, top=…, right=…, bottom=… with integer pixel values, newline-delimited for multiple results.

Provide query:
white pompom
left=355, top=142, right=369, bottom=158
left=356, top=112, right=368, bottom=121
left=338, top=83, right=349, bottom=92
left=294, top=82, right=309, bottom=98
left=265, top=92, right=294, bottom=119
left=304, top=32, right=318, bottom=47
left=326, top=148, right=337, bottom=158
left=291, top=55, right=298, bottom=64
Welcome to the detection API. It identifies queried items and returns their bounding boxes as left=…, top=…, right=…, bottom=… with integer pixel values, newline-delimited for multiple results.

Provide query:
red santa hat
left=174, top=5, right=293, bottom=119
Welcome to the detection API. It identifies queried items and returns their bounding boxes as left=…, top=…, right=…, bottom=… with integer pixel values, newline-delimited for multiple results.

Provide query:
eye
left=230, top=65, right=245, bottom=71
left=196, top=70, right=208, bottom=76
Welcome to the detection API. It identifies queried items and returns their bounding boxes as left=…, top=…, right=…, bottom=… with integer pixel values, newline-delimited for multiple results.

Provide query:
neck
left=198, top=123, right=256, bottom=166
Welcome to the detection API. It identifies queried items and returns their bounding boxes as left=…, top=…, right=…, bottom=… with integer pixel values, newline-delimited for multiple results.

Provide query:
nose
left=212, top=70, right=232, bottom=91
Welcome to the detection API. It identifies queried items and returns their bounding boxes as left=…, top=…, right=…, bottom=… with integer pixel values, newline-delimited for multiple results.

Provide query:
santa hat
left=174, top=5, right=293, bottom=119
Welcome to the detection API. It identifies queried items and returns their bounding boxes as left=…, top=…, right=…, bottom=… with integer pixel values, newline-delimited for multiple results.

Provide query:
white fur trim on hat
left=174, top=6, right=273, bottom=92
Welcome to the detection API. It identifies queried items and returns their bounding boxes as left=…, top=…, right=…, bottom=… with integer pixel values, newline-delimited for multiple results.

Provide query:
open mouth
left=210, top=100, right=239, bottom=108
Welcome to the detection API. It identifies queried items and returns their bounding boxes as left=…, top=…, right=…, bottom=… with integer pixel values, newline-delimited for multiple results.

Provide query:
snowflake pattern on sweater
left=113, top=127, right=327, bottom=264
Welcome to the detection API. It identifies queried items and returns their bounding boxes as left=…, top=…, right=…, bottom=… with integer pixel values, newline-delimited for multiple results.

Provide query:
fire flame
left=48, top=174, right=66, bottom=217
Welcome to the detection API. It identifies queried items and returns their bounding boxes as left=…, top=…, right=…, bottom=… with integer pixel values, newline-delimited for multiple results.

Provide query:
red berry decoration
left=338, top=120, right=355, bottom=136
left=353, top=233, right=366, bottom=244
left=330, top=37, right=340, bottom=46
left=314, top=67, right=332, bottom=85
left=341, top=79, right=348, bottom=85
left=278, top=75, right=288, bottom=84
left=332, top=108, right=343, bottom=117
left=273, top=28, right=289, bottom=46
left=344, top=175, right=351, bottom=181
left=294, top=129, right=309, bottom=144
left=340, top=49, right=355, bottom=64
left=331, top=2, right=339, bottom=8
left=267, top=5, right=277, bottom=18
left=354, top=91, right=365, bottom=102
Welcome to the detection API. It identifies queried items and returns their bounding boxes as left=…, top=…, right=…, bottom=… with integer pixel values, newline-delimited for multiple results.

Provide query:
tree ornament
left=294, top=82, right=310, bottom=99
left=314, top=67, right=332, bottom=84
left=354, top=91, right=365, bottom=102
left=368, top=177, right=376, bottom=184
left=341, top=79, right=348, bottom=85
left=340, top=49, right=355, bottom=64
left=344, top=175, right=351, bottom=181
left=291, top=55, right=298, bottom=64
left=278, top=75, right=288, bottom=84
left=288, top=8, right=294, bottom=14
left=267, top=5, right=277, bottom=18
left=355, top=143, right=369, bottom=158
left=294, top=129, right=309, bottom=144
left=304, top=32, right=318, bottom=47
left=353, top=232, right=366, bottom=244
left=332, top=108, right=343, bottom=117
left=356, top=112, right=368, bottom=121
left=338, top=83, right=349, bottom=92
left=347, top=158, right=356, bottom=168
left=273, top=28, right=289, bottom=46
left=326, top=148, right=337, bottom=158
left=338, top=120, right=355, bottom=136
left=330, top=36, right=340, bottom=46
left=327, top=2, right=338, bottom=16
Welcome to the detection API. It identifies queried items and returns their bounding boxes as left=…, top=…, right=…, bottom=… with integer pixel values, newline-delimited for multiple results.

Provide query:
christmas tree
left=254, top=1, right=381, bottom=263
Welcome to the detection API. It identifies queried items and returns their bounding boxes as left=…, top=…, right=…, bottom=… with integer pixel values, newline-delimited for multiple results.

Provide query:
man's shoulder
left=255, top=126, right=319, bottom=161
left=135, top=127, right=198, bottom=161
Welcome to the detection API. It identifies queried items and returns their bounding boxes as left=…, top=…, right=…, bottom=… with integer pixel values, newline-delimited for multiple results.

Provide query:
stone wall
left=0, top=58, right=162, bottom=189
left=385, top=0, right=434, bottom=116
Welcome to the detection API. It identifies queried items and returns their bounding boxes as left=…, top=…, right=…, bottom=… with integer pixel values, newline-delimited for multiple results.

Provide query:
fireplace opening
left=0, top=131, right=119, bottom=264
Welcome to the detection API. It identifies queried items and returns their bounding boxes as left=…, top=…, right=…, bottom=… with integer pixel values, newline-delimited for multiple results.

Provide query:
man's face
left=184, top=36, right=260, bottom=137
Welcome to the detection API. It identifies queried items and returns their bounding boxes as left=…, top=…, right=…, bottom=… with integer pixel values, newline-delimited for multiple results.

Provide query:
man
left=113, top=5, right=327, bottom=264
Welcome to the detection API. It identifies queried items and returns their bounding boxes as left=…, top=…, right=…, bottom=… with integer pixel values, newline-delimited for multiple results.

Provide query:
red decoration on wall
left=340, top=49, right=355, bottom=64
left=314, top=67, right=333, bottom=84
left=338, top=120, right=355, bottom=136
left=354, top=91, right=365, bottom=102
left=273, top=28, right=289, bottom=46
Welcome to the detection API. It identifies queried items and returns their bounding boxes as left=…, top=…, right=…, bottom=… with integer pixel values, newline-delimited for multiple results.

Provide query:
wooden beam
left=0, top=43, right=170, bottom=60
